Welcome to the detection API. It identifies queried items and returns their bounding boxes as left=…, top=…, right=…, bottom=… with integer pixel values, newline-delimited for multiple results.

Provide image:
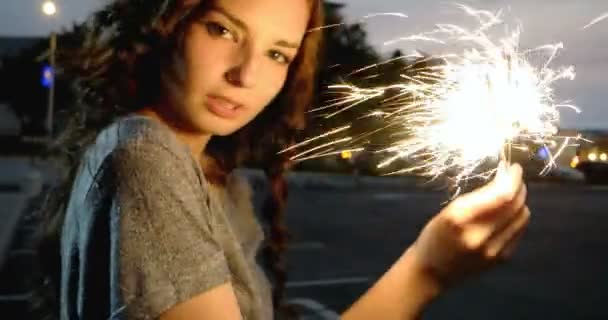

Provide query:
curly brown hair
left=32, top=0, right=325, bottom=318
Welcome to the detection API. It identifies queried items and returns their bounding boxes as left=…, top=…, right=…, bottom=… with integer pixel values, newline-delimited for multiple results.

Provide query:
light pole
left=42, top=1, right=57, bottom=138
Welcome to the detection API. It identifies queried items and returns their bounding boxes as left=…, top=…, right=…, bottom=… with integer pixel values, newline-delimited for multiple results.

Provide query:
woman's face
left=166, top=0, right=310, bottom=136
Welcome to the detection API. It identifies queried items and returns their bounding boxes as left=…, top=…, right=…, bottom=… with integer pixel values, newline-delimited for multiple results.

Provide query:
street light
left=42, top=1, right=57, bottom=137
left=42, top=1, right=57, bottom=16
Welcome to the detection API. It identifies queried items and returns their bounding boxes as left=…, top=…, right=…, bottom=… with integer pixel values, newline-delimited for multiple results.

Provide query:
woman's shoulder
left=86, top=114, right=202, bottom=186
left=111, top=114, right=192, bottom=160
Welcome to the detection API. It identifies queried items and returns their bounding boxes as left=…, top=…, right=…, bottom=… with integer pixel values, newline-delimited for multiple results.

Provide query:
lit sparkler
left=294, top=4, right=583, bottom=192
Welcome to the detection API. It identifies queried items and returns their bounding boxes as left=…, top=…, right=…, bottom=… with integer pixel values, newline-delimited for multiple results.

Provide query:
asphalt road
left=264, top=184, right=608, bottom=319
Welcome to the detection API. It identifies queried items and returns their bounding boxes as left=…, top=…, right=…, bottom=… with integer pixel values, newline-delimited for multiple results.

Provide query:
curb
left=237, top=169, right=426, bottom=191
left=237, top=169, right=601, bottom=192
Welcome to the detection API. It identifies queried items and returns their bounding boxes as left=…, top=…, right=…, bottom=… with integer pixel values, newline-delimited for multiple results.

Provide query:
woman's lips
left=205, top=95, right=243, bottom=119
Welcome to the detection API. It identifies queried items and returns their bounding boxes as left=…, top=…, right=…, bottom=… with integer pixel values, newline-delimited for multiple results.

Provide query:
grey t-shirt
left=60, top=115, right=273, bottom=320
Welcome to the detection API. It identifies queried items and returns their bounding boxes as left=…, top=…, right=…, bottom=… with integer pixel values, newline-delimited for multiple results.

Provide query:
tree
left=305, top=3, right=410, bottom=156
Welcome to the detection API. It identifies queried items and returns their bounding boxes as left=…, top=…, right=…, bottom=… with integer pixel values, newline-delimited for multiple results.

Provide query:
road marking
left=286, top=298, right=340, bottom=319
left=286, top=276, right=371, bottom=288
left=372, top=193, right=440, bottom=200
left=0, top=292, right=33, bottom=302
left=289, top=242, right=326, bottom=251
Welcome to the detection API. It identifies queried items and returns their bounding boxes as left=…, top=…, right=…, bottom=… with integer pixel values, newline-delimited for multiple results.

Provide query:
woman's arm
left=341, top=247, right=441, bottom=320
left=159, top=247, right=440, bottom=320
left=159, top=283, right=244, bottom=320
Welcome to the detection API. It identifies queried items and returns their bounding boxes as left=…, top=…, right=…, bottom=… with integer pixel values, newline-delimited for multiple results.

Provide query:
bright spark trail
left=583, top=12, right=608, bottom=30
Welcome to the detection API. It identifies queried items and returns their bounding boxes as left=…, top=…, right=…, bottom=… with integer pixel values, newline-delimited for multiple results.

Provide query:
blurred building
left=556, top=128, right=608, bottom=167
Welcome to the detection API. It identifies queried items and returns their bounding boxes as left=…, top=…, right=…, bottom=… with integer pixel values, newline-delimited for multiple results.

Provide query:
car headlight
left=589, top=153, right=598, bottom=161
left=571, top=156, right=579, bottom=168
left=601, top=153, right=607, bottom=162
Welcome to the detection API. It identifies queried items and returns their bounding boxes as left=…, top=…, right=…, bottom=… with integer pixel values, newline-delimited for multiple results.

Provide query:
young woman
left=34, top=0, right=531, bottom=319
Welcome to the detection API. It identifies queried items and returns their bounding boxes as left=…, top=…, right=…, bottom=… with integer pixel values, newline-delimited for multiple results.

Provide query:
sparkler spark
left=308, top=12, right=408, bottom=32
left=296, top=4, right=583, bottom=191
left=582, top=12, right=608, bottom=30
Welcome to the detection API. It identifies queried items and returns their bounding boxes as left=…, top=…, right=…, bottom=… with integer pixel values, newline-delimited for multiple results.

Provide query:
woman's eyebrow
left=210, top=5, right=300, bottom=50
left=210, top=6, right=248, bottom=31
left=275, top=39, right=300, bottom=50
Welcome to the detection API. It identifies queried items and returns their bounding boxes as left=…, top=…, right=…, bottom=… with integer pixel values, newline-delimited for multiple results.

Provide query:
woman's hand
left=410, top=163, right=531, bottom=289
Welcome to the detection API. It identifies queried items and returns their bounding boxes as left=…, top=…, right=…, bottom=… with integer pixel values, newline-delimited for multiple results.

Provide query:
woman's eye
left=269, top=50, right=291, bottom=65
left=205, top=22, right=236, bottom=41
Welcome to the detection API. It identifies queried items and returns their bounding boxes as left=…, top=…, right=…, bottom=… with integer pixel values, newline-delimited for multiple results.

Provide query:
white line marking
left=289, top=242, right=327, bottom=251
left=286, top=298, right=340, bottom=319
left=372, top=193, right=439, bottom=200
left=286, top=276, right=371, bottom=288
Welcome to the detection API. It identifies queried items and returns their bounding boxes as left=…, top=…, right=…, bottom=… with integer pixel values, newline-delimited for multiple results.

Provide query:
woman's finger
left=448, top=164, right=524, bottom=226
left=485, top=206, right=531, bottom=258
left=479, top=182, right=528, bottom=240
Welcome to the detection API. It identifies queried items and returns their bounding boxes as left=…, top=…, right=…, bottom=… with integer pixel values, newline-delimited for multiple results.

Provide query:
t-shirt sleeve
left=110, top=141, right=232, bottom=320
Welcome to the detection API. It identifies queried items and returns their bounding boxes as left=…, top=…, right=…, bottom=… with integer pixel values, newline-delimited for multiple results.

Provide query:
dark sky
left=1, top=0, right=606, bottom=129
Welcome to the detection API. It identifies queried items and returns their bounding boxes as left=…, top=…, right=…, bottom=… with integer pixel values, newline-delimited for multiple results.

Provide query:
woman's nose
left=225, top=48, right=259, bottom=88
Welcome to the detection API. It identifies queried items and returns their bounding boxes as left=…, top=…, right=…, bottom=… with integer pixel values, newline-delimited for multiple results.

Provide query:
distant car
left=572, top=137, right=608, bottom=184
left=544, top=166, right=585, bottom=182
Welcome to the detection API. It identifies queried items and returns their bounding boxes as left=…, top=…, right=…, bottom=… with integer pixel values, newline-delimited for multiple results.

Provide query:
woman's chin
left=198, top=122, right=241, bottom=137
left=194, top=111, right=245, bottom=137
